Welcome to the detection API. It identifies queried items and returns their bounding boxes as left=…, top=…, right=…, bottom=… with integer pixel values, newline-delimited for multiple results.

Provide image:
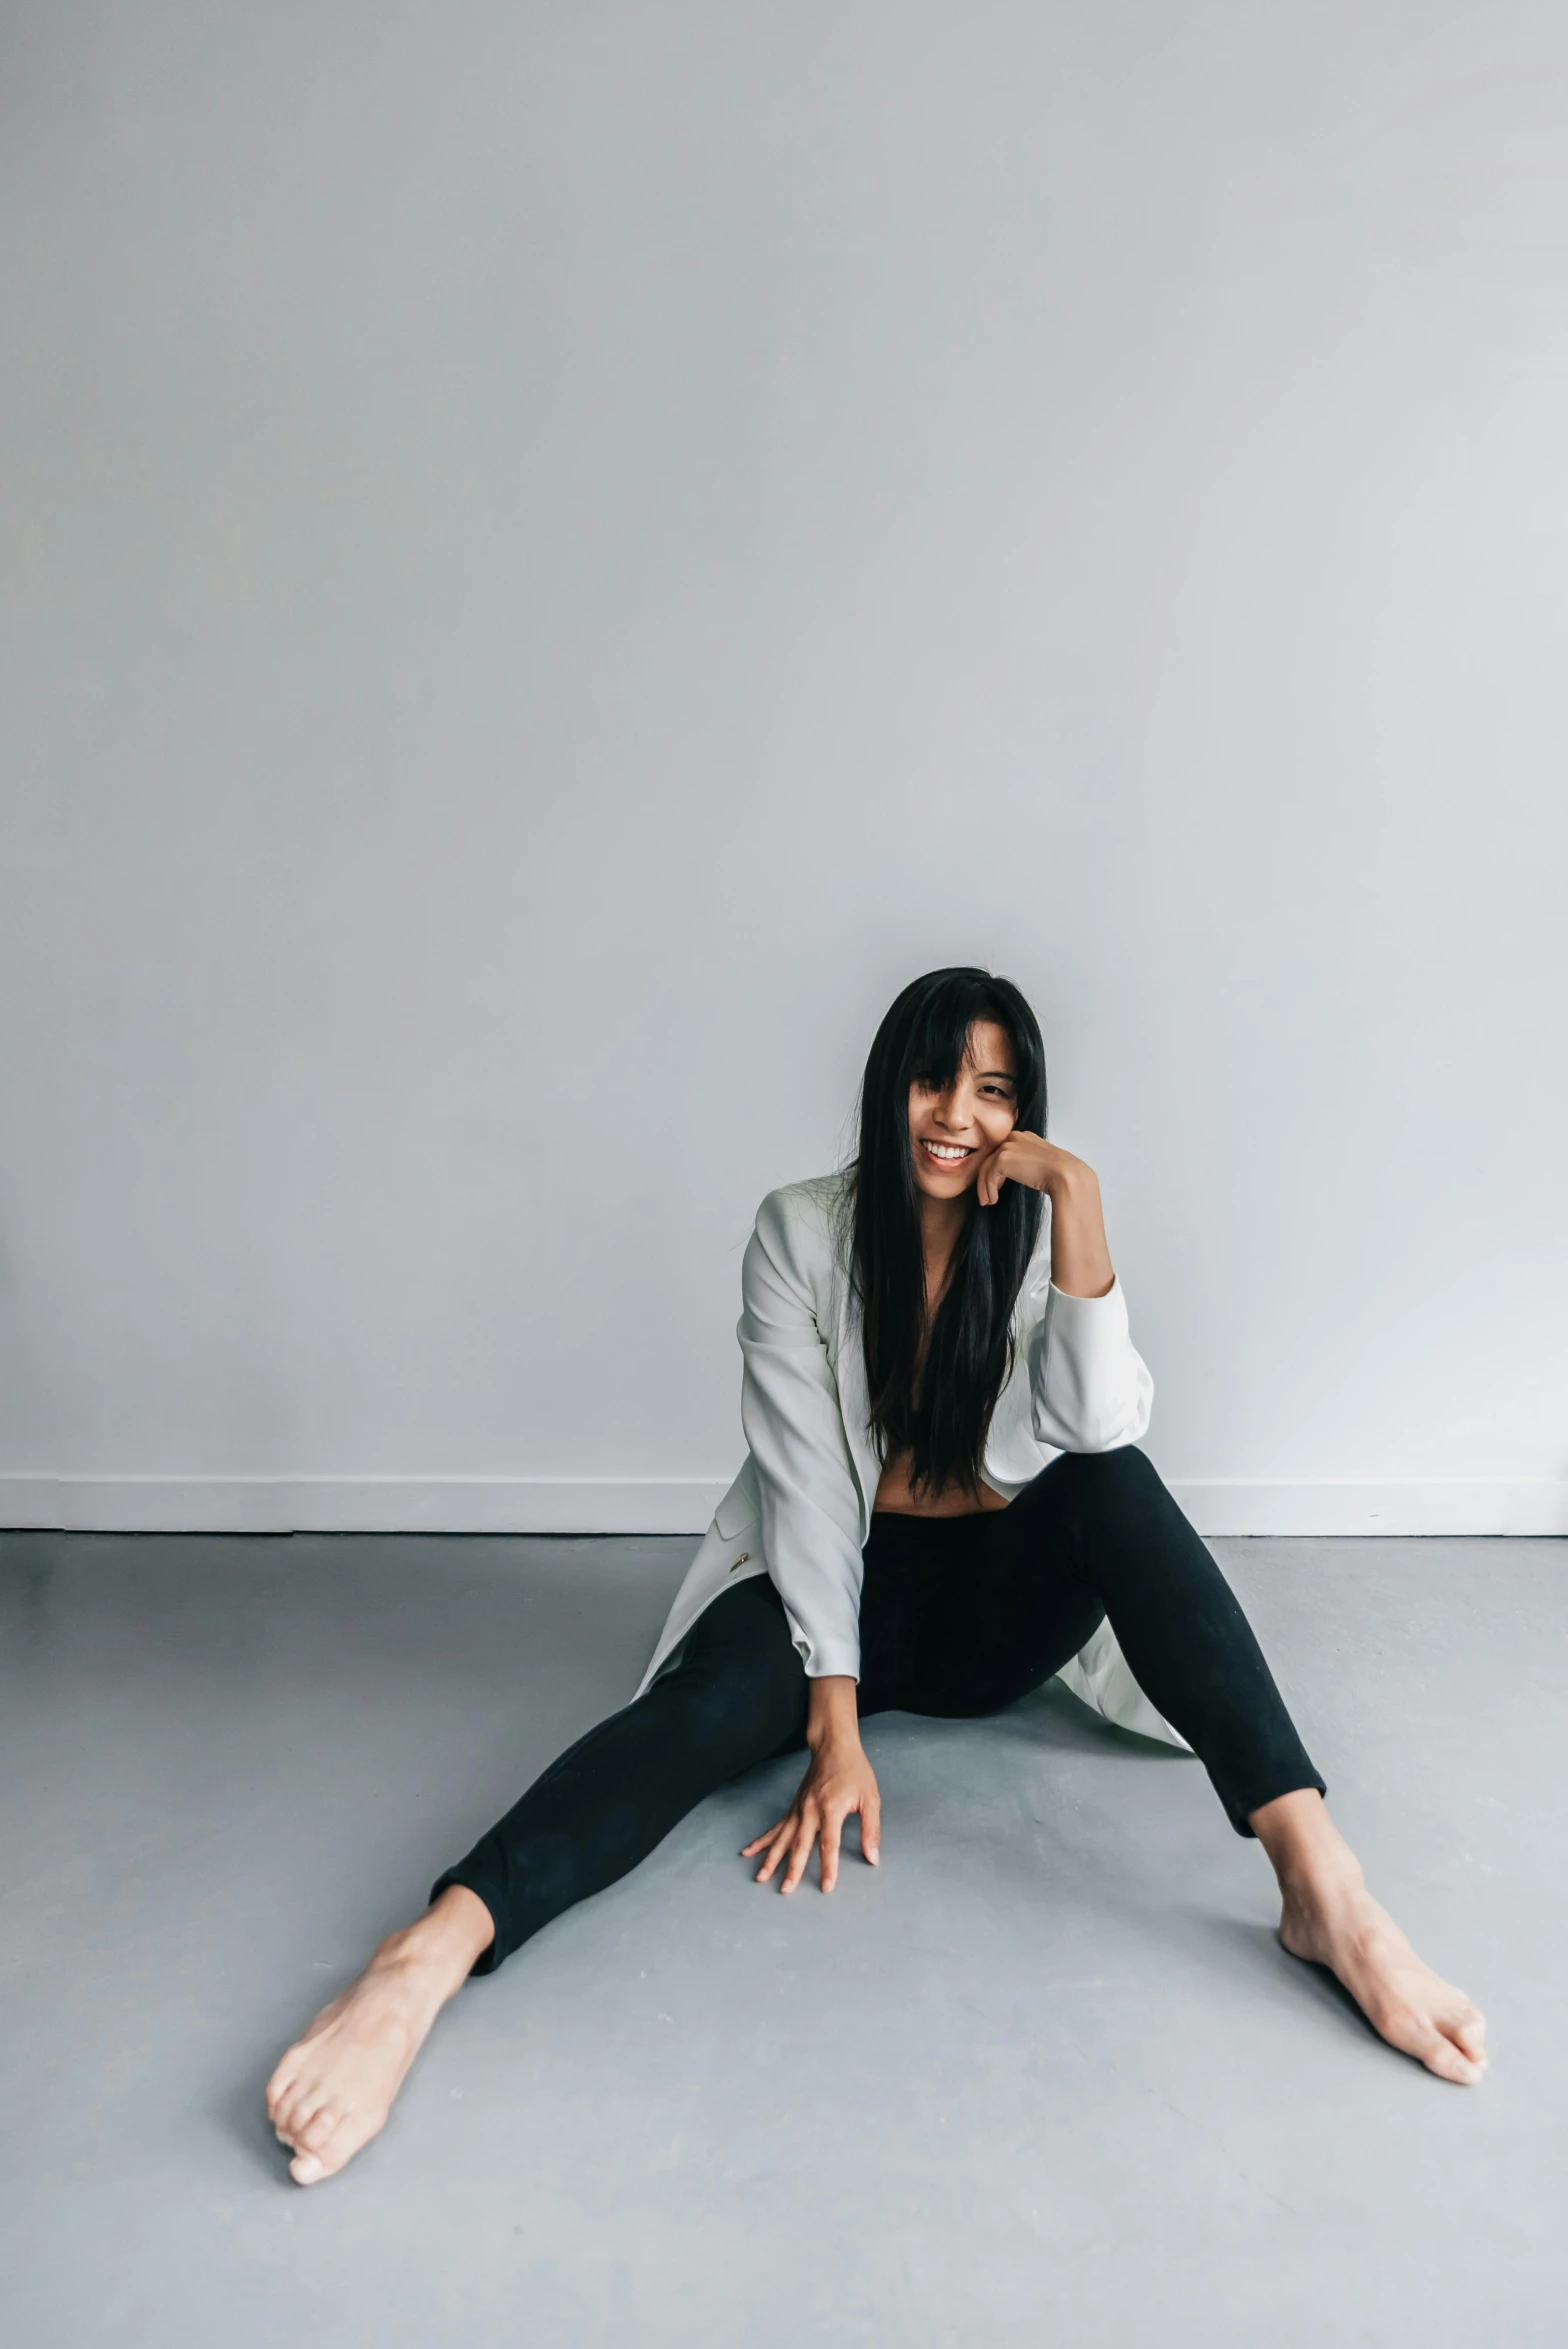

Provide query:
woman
left=268, top=968, right=1486, bottom=2184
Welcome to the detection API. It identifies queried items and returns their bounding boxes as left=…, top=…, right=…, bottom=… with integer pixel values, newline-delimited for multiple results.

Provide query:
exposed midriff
left=872, top=1447, right=1010, bottom=1518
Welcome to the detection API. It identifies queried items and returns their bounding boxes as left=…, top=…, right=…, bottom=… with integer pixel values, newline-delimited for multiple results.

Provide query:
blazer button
left=729, top=1551, right=749, bottom=1572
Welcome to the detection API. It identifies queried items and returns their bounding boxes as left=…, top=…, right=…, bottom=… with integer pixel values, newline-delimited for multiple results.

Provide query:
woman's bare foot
left=266, top=1886, right=495, bottom=2185
left=1252, top=1791, right=1487, bottom=2086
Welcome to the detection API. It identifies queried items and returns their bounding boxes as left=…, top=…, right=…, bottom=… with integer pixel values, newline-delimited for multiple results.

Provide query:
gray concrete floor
left=1, top=1532, right=1562, bottom=2348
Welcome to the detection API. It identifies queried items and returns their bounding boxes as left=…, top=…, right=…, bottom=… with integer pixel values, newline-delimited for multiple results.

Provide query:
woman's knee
left=1054, top=1445, right=1197, bottom=1538
left=1053, top=1444, right=1216, bottom=1578
left=1058, top=1443, right=1160, bottom=1497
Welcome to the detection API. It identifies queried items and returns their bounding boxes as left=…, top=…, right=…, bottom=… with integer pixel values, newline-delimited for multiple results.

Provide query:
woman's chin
left=913, top=1167, right=979, bottom=1201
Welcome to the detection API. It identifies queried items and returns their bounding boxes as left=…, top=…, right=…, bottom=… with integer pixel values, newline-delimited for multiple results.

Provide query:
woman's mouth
left=918, top=1139, right=974, bottom=1166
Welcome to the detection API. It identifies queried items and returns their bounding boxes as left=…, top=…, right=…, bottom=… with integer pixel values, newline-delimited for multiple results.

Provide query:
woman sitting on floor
left=268, top=965, right=1487, bottom=2184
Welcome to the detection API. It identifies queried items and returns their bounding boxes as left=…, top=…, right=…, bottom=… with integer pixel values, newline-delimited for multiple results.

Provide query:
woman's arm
left=738, top=1190, right=869, bottom=1681
left=740, top=1674, right=882, bottom=1894
left=977, top=1131, right=1154, bottom=1451
left=976, top=1132, right=1113, bottom=1295
left=736, top=1187, right=884, bottom=1890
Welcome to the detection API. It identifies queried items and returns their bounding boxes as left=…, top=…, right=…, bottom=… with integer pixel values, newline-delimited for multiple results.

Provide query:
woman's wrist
left=1042, top=1159, right=1114, bottom=1297
left=1041, top=1159, right=1097, bottom=1207
left=805, top=1673, right=862, bottom=1753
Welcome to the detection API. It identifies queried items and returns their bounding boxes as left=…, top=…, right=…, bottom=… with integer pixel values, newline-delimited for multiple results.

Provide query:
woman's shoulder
left=762, top=1167, right=851, bottom=1215
left=750, top=1170, right=854, bottom=1283
left=755, top=1168, right=852, bottom=1244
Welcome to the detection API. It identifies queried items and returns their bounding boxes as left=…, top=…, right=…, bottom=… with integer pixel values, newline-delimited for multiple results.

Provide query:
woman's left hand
left=974, top=1130, right=1096, bottom=1208
left=976, top=1131, right=1116, bottom=1298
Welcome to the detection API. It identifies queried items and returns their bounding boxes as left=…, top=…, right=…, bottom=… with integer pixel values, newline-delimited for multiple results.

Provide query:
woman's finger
left=859, top=1790, right=881, bottom=1866
left=819, top=1809, right=843, bottom=1894
left=740, top=1818, right=787, bottom=1857
left=753, top=1818, right=797, bottom=1882
left=780, top=1811, right=818, bottom=1895
left=759, top=1820, right=796, bottom=1880
left=976, top=1145, right=1007, bottom=1207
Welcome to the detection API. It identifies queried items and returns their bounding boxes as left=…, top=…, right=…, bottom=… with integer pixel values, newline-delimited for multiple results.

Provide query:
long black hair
left=850, top=967, right=1048, bottom=1499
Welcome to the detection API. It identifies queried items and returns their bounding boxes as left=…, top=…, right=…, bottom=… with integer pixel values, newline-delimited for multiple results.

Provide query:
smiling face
left=907, top=1019, right=1019, bottom=1201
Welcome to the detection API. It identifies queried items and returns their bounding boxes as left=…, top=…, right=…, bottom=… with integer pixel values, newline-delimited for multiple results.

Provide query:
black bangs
left=849, top=967, right=1048, bottom=1498
left=901, top=970, right=1046, bottom=1124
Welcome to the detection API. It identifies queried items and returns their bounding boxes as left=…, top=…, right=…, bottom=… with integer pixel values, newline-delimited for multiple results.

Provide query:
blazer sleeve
left=738, top=1190, right=866, bottom=1681
left=1026, top=1277, right=1154, bottom=1453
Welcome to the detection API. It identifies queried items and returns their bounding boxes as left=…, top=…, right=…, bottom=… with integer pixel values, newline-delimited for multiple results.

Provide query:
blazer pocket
left=716, top=1513, right=759, bottom=1569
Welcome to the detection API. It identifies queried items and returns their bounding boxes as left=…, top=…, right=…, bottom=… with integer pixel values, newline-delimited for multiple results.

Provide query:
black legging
left=433, top=1448, right=1324, bottom=1972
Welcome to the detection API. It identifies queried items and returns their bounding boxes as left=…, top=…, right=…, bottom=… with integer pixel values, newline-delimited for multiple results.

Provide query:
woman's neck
left=917, top=1191, right=969, bottom=1313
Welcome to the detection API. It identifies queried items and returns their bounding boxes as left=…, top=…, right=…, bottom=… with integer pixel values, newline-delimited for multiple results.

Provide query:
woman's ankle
left=1249, top=1789, right=1362, bottom=1898
left=372, top=1886, right=495, bottom=1994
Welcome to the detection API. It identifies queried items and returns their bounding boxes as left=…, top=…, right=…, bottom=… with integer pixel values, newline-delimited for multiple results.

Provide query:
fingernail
left=867, top=1850, right=879, bottom=1865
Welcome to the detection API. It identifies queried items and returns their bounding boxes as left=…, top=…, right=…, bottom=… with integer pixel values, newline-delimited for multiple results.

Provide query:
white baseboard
left=1, top=1473, right=1565, bottom=1538
left=1172, top=1479, right=1568, bottom=1537
left=0, top=1476, right=730, bottom=1536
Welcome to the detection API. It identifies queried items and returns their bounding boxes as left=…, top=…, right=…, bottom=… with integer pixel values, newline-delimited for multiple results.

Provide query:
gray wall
left=3, top=1, right=1565, bottom=1533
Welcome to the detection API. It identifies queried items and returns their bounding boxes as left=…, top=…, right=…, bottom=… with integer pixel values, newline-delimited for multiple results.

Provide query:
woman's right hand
left=741, top=1676, right=881, bottom=1893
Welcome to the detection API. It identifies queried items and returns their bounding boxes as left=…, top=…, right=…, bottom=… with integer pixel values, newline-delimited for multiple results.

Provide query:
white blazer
left=638, top=1172, right=1190, bottom=1750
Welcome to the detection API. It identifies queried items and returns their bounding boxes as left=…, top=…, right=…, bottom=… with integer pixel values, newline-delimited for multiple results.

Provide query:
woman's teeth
left=921, top=1141, right=971, bottom=1161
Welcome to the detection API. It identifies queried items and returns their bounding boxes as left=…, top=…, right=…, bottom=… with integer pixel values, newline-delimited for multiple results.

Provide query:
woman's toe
left=265, top=2065, right=297, bottom=2119
left=313, top=2118, right=365, bottom=2179
left=296, top=2104, right=340, bottom=2153
left=290, top=2151, right=326, bottom=2186
left=1422, top=2029, right=1483, bottom=2085
left=1451, top=2010, right=1487, bottom=2061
